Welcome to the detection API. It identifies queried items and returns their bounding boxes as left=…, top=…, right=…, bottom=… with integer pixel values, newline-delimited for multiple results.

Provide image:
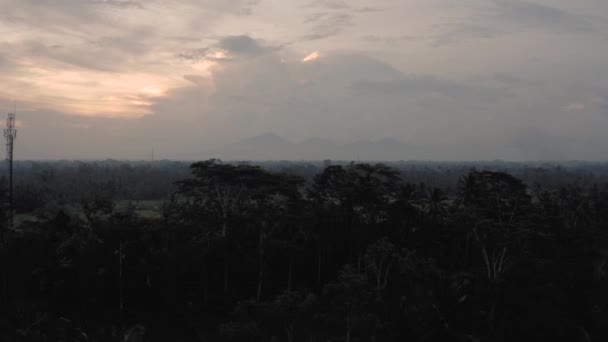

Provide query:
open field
left=14, top=199, right=164, bottom=227
left=115, top=200, right=164, bottom=219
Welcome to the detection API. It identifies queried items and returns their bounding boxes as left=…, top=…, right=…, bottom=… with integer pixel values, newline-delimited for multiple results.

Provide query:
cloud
left=510, top=125, right=576, bottom=161
left=300, top=0, right=381, bottom=41
left=0, top=1, right=270, bottom=118
left=305, top=0, right=349, bottom=10
left=135, top=50, right=523, bottom=159
left=352, top=76, right=512, bottom=101
left=92, top=0, right=144, bottom=9
left=5, top=40, right=608, bottom=160
left=431, top=23, right=504, bottom=46
left=302, top=51, right=321, bottom=62
left=592, top=96, right=608, bottom=112
left=215, top=35, right=277, bottom=55
left=354, top=7, right=383, bottom=13
left=305, top=0, right=380, bottom=12
left=562, top=103, right=586, bottom=113
left=493, top=0, right=597, bottom=33
left=560, top=94, right=608, bottom=115
left=361, top=34, right=418, bottom=44
left=301, top=13, right=352, bottom=41
left=424, top=0, right=606, bottom=46
left=183, top=74, right=211, bottom=86
left=178, top=35, right=279, bottom=66
left=0, top=52, right=13, bottom=72
left=2, top=0, right=608, bottom=160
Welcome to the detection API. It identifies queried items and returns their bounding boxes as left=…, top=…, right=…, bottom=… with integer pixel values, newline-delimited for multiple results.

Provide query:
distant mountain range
left=200, top=133, right=432, bottom=161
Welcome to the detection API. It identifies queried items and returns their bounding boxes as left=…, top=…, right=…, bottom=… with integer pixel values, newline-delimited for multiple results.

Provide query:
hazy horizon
left=1, top=0, right=608, bottom=160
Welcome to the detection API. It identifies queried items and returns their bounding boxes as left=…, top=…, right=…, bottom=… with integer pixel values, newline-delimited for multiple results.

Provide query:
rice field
left=14, top=199, right=164, bottom=227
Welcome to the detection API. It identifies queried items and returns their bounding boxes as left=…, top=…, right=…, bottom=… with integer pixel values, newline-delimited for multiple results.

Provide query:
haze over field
left=1, top=0, right=608, bottom=160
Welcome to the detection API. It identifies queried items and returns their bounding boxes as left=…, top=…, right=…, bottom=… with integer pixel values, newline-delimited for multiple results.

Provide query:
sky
left=1, top=0, right=607, bottom=160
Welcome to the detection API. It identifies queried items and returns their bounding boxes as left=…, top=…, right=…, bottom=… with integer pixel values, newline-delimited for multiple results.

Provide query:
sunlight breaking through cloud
left=302, top=51, right=321, bottom=63
left=0, top=0, right=608, bottom=160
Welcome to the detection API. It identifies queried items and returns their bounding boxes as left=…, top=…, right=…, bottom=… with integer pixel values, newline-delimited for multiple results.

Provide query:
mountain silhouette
left=201, top=133, right=427, bottom=161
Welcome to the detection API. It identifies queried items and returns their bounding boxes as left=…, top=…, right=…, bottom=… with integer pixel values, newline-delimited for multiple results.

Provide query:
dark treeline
left=1, top=159, right=608, bottom=341
left=5, top=159, right=608, bottom=214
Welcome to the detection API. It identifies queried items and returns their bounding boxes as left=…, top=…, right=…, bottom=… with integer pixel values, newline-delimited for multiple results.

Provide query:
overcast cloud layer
left=1, top=0, right=608, bottom=160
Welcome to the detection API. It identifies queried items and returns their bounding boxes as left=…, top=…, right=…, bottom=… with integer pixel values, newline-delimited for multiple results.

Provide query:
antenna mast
left=4, top=112, right=16, bottom=228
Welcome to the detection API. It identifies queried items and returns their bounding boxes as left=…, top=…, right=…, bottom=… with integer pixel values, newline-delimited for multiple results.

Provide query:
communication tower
left=4, top=112, right=16, bottom=228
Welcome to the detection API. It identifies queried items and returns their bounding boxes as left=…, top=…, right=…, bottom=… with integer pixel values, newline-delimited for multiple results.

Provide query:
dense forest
left=1, top=159, right=608, bottom=341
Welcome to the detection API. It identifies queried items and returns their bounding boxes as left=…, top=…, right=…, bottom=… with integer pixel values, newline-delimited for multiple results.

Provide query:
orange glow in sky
left=1, top=59, right=194, bottom=118
left=302, top=51, right=321, bottom=63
